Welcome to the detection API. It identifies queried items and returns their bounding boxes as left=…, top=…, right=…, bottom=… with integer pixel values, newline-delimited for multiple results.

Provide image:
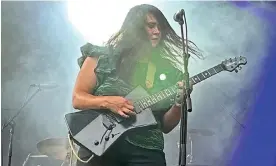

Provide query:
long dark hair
left=105, top=4, right=203, bottom=79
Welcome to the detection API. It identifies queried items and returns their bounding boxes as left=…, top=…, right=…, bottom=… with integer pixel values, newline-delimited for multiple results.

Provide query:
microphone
left=30, top=83, right=58, bottom=89
left=173, top=9, right=184, bottom=23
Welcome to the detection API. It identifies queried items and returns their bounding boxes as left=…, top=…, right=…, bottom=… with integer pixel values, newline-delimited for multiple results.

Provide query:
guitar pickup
left=105, top=112, right=125, bottom=123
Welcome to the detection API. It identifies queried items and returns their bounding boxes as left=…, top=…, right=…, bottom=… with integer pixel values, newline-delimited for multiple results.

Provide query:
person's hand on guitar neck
left=161, top=80, right=193, bottom=133
left=105, top=96, right=136, bottom=118
left=174, top=81, right=193, bottom=107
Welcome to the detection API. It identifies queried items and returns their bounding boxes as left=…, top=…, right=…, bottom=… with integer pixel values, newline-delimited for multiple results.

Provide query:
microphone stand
left=1, top=86, right=41, bottom=166
left=175, top=9, right=192, bottom=166
left=7, top=121, right=15, bottom=166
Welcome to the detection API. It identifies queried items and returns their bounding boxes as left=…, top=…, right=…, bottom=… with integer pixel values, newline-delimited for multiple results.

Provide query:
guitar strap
left=145, top=61, right=156, bottom=89
left=138, top=55, right=157, bottom=89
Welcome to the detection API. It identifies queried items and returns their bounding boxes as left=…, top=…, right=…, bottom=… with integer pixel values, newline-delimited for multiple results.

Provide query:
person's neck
left=135, top=45, right=160, bottom=62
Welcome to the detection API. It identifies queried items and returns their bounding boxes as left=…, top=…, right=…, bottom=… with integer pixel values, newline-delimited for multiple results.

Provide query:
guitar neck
left=190, top=63, right=224, bottom=85
left=137, top=64, right=224, bottom=110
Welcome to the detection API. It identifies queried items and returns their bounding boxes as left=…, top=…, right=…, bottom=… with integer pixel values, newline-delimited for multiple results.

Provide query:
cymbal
left=188, top=129, right=215, bottom=136
left=37, top=137, right=76, bottom=161
left=174, top=164, right=211, bottom=166
left=29, top=155, right=48, bottom=158
left=186, top=165, right=211, bottom=166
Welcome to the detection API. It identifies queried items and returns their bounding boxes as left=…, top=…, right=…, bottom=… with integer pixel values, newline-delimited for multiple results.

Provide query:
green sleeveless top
left=78, top=43, right=183, bottom=151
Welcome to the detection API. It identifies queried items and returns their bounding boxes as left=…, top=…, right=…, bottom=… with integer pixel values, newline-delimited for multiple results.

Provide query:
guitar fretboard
left=136, top=64, right=224, bottom=110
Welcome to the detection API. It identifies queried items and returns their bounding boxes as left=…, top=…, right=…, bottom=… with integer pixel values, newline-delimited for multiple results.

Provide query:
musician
left=72, top=4, right=202, bottom=166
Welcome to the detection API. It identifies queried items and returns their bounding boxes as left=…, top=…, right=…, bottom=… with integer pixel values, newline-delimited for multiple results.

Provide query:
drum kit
left=28, top=129, right=214, bottom=166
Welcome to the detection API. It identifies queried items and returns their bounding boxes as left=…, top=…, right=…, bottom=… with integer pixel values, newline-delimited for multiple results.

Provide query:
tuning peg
left=239, top=66, right=242, bottom=70
left=235, top=69, right=238, bottom=73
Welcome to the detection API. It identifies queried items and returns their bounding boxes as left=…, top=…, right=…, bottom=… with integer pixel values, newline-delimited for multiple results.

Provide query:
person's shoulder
left=80, top=43, right=109, bottom=57
left=78, top=43, right=115, bottom=68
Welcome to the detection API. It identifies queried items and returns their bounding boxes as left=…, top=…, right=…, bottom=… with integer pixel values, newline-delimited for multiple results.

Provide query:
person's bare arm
left=72, top=56, right=135, bottom=118
left=72, top=56, right=107, bottom=110
left=161, top=81, right=193, bottom=133
left=161, top=105, right=181, bottom=133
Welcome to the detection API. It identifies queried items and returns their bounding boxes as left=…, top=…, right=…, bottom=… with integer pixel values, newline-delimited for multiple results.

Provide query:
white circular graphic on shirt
left=159, top=74, right=166, bottom=80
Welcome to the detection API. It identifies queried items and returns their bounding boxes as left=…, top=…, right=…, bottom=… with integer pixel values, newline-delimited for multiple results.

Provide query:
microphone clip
left=174, top=9, right=185, bottom=25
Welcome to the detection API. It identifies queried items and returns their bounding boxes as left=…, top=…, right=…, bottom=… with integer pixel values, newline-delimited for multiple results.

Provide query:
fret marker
left=160, top=74, right=166, bottom=80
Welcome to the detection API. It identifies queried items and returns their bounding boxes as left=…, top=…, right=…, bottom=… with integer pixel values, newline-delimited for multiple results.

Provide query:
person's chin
left=151, top=42, right=159, bottom=48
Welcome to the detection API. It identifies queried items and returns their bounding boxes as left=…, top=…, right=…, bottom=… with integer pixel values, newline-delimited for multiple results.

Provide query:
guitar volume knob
left=94, top=140, right=99, bottom=146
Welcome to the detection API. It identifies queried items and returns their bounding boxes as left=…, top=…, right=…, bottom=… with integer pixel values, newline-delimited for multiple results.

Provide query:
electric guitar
left=64, top=56, right=247, bottom=157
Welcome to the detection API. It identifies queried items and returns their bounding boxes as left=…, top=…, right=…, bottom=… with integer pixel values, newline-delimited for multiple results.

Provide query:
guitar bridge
left=102, top=114, right=116, bottom=130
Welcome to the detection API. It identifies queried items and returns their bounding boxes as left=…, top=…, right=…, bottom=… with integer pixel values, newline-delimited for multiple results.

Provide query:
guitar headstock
left=221, top=56, right=247, bottom=73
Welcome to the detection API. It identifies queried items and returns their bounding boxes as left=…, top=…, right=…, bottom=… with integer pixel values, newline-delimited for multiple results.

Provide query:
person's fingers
left=117, top=110, right=129, bottom=118
left=125, top=103, right=134, bottom=110
left=126, top=100, right=134, bottom=105
left=177, top=81, right=183, bottom=88
left=122, top=107, right=136, bottom=116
